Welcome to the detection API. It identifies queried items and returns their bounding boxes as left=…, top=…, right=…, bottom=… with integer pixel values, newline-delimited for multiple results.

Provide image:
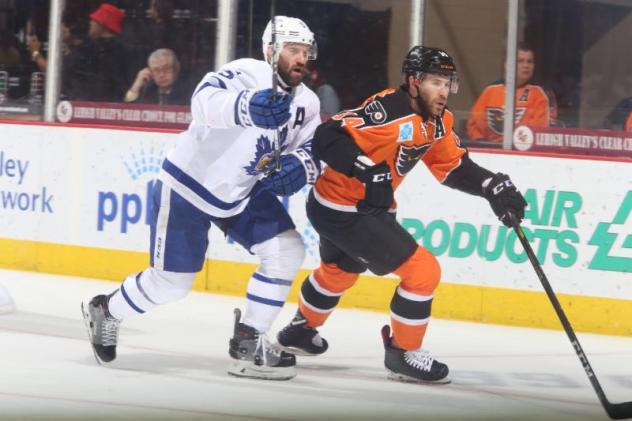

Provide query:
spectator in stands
left=603, top=97, right=632, bottom=131
left=28, top=18, right=89, bottom=74
left=305, top=63, right=340, bottom=118
left=124, top=48, right=189, bottom=105
left=467, top=44, right=554, bottom=143
left=147, top=0, right=175, bottom=50
left=0, top=30, right=22, bottom=66
left=65, top=3, right=129, bottom=102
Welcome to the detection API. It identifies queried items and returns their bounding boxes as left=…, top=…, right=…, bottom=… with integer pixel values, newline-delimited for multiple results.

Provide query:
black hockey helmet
left=402, top=46, right=459, bottom=93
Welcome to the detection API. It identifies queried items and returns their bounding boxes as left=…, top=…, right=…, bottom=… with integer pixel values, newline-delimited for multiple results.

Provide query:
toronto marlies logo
left=244, top=127, right=289, bottom=175
left=395, top=143, right=431, bottom=176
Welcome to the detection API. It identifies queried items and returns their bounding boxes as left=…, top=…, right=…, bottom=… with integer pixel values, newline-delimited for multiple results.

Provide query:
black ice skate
left=277, top=310, right=328, bottom=356
left=228, top=308, right=296, bottom=380
left=81, top=295, right=121, bottom=364
left=381, top=325, right=450, bottom=384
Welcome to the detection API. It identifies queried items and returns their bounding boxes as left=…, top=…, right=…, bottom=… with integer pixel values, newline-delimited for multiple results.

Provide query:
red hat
left=90, top=3, right=124, bottom=34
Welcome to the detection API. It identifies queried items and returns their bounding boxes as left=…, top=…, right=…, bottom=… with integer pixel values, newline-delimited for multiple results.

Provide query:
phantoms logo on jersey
left=364, top=101, right=387, bottom=124
left=395, top=144, right=431, bottom=176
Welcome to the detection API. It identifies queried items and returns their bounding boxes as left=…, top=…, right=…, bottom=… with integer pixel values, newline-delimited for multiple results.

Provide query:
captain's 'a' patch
left=364, top=100, right=387, bottom=124
left=434, top=116, right=446, bottom=139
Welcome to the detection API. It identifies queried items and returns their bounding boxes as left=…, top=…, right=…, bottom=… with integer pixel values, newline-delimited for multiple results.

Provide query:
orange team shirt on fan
left=626, top=112, right=632, bottom=132
left=314, top=88, right=466, bottom=210
left=466, top=83, right=550, bottom=142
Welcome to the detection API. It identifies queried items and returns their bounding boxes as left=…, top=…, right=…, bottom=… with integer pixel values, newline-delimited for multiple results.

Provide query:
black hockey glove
left=483, top=173, right=528, bottom=226
left=352, top=156, right=394, bottom=216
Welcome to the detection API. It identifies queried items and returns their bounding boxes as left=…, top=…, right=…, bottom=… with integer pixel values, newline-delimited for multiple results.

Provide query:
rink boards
left=0, top=121, right=630, bottom=335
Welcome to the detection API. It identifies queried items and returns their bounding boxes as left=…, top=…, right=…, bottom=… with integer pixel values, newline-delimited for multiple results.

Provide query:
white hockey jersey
left=158, top=58, right=321, bottom=218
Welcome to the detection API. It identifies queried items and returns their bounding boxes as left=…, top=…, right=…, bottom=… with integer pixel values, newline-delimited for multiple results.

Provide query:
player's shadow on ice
left=100, top=352, right=227, bottom=379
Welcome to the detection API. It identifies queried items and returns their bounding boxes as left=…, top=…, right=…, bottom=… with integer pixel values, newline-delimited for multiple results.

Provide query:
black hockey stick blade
left=607, top=403, right=632, bottom=420
left=508, top=212, right=632, bottom=419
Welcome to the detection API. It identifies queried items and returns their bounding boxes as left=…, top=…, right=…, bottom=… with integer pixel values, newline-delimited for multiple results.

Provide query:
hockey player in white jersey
left=81, top=16, right=321, bottom=380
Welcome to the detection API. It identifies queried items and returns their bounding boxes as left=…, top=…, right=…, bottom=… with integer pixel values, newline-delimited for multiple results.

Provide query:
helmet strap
left=276, top=72, right=291, bottom=89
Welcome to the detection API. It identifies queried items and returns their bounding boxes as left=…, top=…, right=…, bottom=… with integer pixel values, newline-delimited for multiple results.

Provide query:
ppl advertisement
left=0, top=122, right=630, bottom=301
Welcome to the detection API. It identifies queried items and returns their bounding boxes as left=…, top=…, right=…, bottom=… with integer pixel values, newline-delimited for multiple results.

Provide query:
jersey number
left=217, top=70, right=241, bottom=79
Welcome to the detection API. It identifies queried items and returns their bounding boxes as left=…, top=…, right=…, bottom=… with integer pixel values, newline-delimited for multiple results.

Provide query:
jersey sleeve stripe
left=193, top=78, right=226, bottom=97
left=162, top=158, right=246, bottom=210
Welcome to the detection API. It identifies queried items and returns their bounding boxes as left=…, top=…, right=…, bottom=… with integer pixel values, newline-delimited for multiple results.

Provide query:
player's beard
left=413, top=87, right=433, bottom=118
left=277, top=65, right=303, bottom=87
left=417, top=88, right=445, bottom=117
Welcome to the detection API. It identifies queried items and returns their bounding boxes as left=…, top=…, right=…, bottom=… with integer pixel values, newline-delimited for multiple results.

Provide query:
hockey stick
left=270, top=1, right=281, bottom=173
left=508, top=212, right=632, bottom=420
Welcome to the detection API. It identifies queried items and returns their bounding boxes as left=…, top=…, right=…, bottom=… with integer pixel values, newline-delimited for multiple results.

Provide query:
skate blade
left=80, top=302, right=109, bottom=366
left=228, top=359, right=296, bottom=381
left=387, top=370, right=451, bottom=385
left=275, top=343, right=324, bottom=357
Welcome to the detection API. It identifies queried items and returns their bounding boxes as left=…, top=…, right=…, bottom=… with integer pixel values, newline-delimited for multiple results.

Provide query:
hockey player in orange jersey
left=467, top=45, right=552, bottom=142
left=275, top=46, right=528, bottom=384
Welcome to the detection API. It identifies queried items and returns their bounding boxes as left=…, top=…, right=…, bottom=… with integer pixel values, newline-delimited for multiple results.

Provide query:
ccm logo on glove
left=352, top=156, right=394, bottom=216
left=482, top=173, right=527, bottom=226
left=372, top=172, right=393, bottom=183
left=490, top=178, right=514, bottom=195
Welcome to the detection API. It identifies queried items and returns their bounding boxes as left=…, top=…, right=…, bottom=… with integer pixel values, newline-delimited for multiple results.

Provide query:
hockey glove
left=352, top=156, right=394, bottom=216
left=235, top=88, right=291, bottom=129
left=261, top=150, right=320, bottom=196
left=483, top=173, right=527, bottom=226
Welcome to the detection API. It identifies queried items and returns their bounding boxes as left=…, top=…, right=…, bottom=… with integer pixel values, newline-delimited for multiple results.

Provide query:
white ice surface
left=1, top=269, right=631, bottom=420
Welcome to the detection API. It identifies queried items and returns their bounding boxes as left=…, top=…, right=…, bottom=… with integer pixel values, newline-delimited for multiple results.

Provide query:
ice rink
left=1, top=268, right=631, bottom=420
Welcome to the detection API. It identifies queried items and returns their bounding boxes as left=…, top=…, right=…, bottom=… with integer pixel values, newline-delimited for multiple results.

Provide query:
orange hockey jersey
left=313, top=88, right=470, bottom=211
left=626, top=112, right=632, bottom=132
left=467, top=83, right=551, bottom=142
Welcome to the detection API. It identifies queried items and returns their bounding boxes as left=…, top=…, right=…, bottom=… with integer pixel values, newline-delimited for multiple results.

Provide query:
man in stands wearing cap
left=65, top=3, right=129, bottom=102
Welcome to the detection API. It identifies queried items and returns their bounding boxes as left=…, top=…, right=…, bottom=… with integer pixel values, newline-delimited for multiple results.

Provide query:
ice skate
left=81, top=295, right=121, bottom=364
left=228, top=308, right=296, bottom=380
left=277, top=310, right=328, bottom=356
left=381, top=325, right=450, bottom=384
